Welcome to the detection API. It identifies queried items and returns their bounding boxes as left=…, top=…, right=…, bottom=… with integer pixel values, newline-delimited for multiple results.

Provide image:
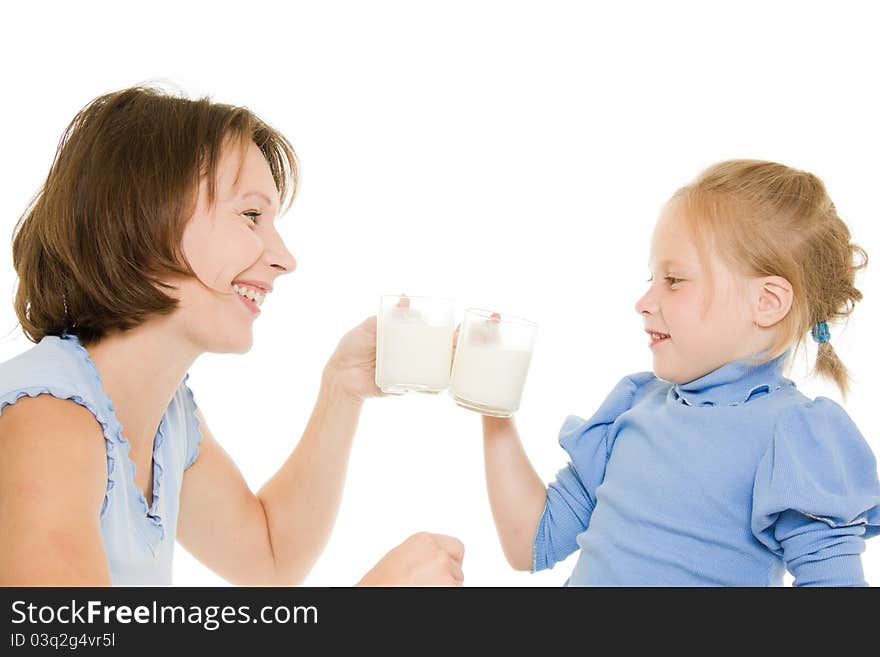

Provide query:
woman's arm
left=176, top=364, right=363, bottom=585
left=177, top=316, right=465, bottom=585
left=482, top=415, right=547, bottom=571
left=0, top=395, right=112, bottom=585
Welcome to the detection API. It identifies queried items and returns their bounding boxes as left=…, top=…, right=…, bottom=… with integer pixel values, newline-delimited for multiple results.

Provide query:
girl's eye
left=665, top=276, right=682, bottom=286
left=242, top=211, right=262, bottom=226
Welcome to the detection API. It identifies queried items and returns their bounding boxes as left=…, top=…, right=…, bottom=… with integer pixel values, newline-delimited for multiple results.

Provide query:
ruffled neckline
left=59, top=332, right=168, bottom=551
left=670, top=349, right=793, bottom=407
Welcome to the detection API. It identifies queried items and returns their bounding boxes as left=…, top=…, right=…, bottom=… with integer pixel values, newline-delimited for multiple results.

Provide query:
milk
left=449, top=344, right=533, bottom=416
left=376, top=306, right=454, bottom=393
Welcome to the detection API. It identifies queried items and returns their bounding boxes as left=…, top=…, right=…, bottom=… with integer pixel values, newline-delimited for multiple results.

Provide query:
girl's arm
left=482, top=415, right=547, bottom=571
left=0, top=395, right=112, bottom=585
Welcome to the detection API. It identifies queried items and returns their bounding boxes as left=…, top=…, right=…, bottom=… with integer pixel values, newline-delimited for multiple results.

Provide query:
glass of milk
left=449, top=308, right=537, bottom=417
left=375, top=294, right=457, bottom=394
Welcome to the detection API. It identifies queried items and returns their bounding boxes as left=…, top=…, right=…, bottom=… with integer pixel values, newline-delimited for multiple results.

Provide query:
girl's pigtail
left=814, top=339, right=851, bottom=401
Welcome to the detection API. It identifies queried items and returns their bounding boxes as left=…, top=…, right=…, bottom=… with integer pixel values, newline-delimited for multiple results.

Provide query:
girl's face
left=634, top=200, right=756, bottom=384
left=174, top=139, right=297, bottom=354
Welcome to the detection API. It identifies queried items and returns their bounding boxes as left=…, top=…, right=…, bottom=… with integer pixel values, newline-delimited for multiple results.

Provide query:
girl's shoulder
left=770, top=392, right=868, bottom=452
left=558, top=371, right=659, bottom=447
left=752, top=393, right=880, bottom=548
left=600, top=370, right=670, bottom=412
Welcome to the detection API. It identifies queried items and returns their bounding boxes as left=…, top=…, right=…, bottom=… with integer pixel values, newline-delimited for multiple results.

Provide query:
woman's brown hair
left=672, top=159, right=867, bottom=399
left=11, top=84, right=298, bottom=347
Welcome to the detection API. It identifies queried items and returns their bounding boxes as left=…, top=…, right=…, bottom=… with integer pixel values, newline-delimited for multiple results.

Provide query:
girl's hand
left=450, top=323, right=460, bottom=373
left=356, top=532, right=465, bottom=586
left=449, top=313, right=498, bottom=372
left=324, top=316, right=386, bottom=403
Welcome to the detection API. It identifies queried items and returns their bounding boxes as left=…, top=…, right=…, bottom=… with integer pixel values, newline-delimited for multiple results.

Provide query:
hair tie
left=811, top=321, right=831, bottom=344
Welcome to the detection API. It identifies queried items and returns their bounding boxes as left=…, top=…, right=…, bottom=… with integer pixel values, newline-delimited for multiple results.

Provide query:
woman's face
left=175, top=139, right=296, bottom=354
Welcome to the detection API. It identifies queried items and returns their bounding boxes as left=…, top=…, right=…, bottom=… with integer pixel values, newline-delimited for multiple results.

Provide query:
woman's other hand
left=356, top=532, right=465, bottom=586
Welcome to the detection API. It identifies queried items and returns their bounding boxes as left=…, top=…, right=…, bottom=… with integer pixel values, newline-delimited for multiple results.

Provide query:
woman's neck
left=84, top=317, right=199, bottom=453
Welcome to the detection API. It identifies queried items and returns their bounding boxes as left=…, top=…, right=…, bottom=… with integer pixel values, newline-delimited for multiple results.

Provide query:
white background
left=1, top=1, right=878, bottom=586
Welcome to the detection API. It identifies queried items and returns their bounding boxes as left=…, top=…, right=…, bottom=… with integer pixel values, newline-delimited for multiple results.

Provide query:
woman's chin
left=203, top=330, right=254, bottom=355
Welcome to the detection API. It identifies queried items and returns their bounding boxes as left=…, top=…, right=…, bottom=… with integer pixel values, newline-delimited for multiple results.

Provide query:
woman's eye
left=665, top=276, right=682, bottom=286
left=242, top=211, right=262, bottom=225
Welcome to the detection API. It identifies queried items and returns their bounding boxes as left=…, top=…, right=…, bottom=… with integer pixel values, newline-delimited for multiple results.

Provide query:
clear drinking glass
left=449, top=308, right=538, bottom=417
left=375, top=294, right=456, bottom=394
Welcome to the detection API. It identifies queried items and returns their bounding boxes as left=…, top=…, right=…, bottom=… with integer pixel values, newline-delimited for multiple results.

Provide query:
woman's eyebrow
left=239, top=190, right=275, bottom=206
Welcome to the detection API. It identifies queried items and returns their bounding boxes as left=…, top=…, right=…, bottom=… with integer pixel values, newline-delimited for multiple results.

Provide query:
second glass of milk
left=375, top=294, right=456, bottom=394
left=449, top=308, right=537, bottom=417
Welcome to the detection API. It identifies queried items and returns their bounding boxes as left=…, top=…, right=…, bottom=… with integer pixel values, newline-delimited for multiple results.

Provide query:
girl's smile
left=646, top=329, right=671, bottom=348
left=636, top=199, right=762, bottom=383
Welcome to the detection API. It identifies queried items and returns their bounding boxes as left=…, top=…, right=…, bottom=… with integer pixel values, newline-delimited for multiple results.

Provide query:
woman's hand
left=324, top=316, right=386, bottom=403
left=356, top=532, right=465, bottom=586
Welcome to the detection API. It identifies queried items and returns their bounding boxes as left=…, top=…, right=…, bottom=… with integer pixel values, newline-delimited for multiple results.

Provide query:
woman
left=0, top=86, right=464, bottom=586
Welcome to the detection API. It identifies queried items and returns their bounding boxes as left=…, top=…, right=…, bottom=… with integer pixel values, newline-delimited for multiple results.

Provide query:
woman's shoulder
left=0, top=333, right=110, bottom=467
left=0, top=334, right=103, bottom=410
left=0, top=392, right=109, bottom=580
left=0, top=391, right=107, bottom=451
left=0, top=392, right=107, bottom=509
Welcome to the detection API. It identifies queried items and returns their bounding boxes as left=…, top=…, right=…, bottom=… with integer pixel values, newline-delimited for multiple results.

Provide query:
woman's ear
left=753, top=275, right=793, bottom=328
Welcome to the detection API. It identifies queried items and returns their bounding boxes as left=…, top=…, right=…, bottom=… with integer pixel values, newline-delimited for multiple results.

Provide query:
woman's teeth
left=233, top=284, right=265, bottom=306
left=650, top=331, right=669, bottom=341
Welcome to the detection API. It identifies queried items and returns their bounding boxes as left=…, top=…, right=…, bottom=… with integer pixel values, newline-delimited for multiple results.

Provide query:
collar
left=670, top=349, right=791, bottom=407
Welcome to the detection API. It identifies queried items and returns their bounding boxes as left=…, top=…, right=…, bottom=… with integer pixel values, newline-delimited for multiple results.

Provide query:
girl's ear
left=753, top=275, right=793, bottom=328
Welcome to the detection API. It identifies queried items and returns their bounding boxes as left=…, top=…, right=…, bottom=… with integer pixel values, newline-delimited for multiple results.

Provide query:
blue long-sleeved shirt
left=533, top=349, right=880, bottom=586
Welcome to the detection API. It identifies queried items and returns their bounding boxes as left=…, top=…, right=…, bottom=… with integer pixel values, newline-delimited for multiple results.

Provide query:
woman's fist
left=356, top=532, right=465, bottom=587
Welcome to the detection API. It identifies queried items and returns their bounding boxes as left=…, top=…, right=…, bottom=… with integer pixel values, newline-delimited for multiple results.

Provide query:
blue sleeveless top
left=0, top=333, right=204, bottom=585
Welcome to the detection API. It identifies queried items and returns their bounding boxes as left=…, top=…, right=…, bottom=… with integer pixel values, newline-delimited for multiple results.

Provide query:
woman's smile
left=235, top=291, right=261, bottom=317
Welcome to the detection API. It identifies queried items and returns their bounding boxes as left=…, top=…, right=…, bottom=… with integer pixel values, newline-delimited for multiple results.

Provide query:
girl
left=0, top=85, right=465, bottom=586
left=477, top=160, right=880, bottom=586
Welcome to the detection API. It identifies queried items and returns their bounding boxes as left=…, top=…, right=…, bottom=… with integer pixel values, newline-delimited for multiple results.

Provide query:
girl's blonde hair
left=672, top=159, right=867, bottom=399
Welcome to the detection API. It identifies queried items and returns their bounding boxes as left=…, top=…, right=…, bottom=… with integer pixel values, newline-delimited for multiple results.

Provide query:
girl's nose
left=634, top=288, right=657, bottom=316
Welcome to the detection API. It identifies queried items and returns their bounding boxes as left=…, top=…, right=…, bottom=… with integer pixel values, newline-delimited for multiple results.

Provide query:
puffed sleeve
left=532, top=371, right=655, bottom=572
left=751, top=398, right=880, bottom=586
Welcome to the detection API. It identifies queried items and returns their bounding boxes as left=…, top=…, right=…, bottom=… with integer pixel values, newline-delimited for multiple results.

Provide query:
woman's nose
left=263, top=229, right=297, bottom=275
